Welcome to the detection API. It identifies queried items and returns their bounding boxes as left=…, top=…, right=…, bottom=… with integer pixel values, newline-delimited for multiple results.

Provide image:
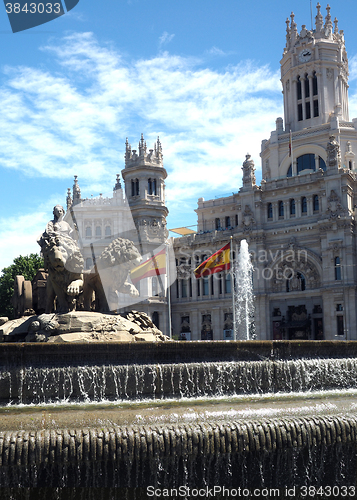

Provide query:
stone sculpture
left=83, top=238, right=141, bottom=313
left=37, top=205, right=83, bottom=313
left=38, top=235, right=84, bottom=314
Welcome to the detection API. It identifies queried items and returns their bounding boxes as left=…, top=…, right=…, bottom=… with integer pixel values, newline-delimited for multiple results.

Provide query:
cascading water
left=233, top=239, right=255, bottom=340
left=1, top=341, right=357, bottom=493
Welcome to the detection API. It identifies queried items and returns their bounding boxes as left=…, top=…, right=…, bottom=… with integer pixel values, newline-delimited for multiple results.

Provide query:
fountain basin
left=1, top=341, right=357, bottom=490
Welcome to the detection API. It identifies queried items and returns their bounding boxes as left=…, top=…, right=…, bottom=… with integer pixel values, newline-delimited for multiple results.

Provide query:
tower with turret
left=171, top=4, right=357, bottom=342
left=121, top=134, right=168, bottom=253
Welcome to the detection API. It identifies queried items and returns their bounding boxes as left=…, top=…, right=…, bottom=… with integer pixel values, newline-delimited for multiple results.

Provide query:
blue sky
left=1, top=0, right=357, bottom=270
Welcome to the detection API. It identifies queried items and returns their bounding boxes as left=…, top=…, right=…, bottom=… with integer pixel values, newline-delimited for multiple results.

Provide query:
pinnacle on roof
left=315, top=3, right=324, bottom=32
left=325, top=4, right=333, bottom=35
left=124, top=135, right=164, bottom=168
left=114, top=173, right=122, bottom=191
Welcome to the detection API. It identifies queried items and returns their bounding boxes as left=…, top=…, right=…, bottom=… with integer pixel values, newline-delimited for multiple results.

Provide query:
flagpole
left=231, top=236, right=237, bottom=341
left=166, top=241, right=172, bottom=339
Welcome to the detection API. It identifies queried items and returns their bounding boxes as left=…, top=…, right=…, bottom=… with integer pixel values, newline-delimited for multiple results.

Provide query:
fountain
left=233, top=239, right=255, bottom=340
left=0, top=340, right=357, bottom=495
left=2, top=215, right=357, bottom=496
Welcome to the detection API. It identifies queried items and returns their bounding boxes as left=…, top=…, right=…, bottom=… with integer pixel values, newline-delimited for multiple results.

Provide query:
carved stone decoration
left=326, top=135, right=341, bottom=169
left=241, top=205, right=256, bottom=233
left=326, top=189, right=347, bottom=219
left=176, top=264, right=191, bottom=280
left=1, top=311, right=170, bottom=343
left=326, top=68, right=333, bottom=80
left=242, top=154, right=256, bottom=189
left=269, top=258, right=320, bottom=293
left=83, top=238, right=142, bottom=313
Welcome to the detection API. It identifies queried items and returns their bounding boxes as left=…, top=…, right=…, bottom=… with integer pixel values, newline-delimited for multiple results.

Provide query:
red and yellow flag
left=194, top=243, right=230, bottom=278
left=130, top=248, right=166, bottom=284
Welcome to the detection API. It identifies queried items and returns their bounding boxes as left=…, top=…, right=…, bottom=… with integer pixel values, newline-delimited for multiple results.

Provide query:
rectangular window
left=215, top=218, right=221, bottom=230
left=181, top=279, right=187, bottom=298
left=306, top=101, right=311, bottom=119
left=203, top=277, right=209, bottom=296
left=313, top=100, right=319, bottom=117
left=298, top=103, right=303, bottom=121
left=337, top=315, right=344, bottom=336
left=225, top=216, right=231, bottom=228
left=225, top=273, right=231, bottom=294
left=219, top=273, right=222, bottom=294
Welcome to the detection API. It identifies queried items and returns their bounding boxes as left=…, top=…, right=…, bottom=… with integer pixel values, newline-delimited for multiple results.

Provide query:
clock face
left=299, top=49, right=312, bottom=63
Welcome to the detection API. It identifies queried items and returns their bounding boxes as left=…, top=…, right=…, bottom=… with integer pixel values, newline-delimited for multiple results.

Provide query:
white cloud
left=207, top=46, right=229, bottom=57
left=0, top=32, right=286, bottom=268
left=159, top=31, right=175, bottom=47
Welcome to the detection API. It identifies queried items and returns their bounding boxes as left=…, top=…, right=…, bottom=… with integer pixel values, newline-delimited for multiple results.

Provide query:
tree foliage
left=0, top=254, right=44, bottom=319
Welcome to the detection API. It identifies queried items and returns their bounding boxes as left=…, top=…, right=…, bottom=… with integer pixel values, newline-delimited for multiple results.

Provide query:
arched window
left=148, top=178, right=157, bottom=195
left=105, top=226, right=111, bottom=237
left=297, top=272, right=306, bottom=291
left=312, top=71, right=318, bottom=96
left=313, top=195, right=319, bottom=212
left=267, top=203, right=273, bottom=219
left=301, top=197, right=307, bottom=214
left=95, top=226, right=102, bottom=238
left=278, top=201, right=284, bottom=217
left=85, top=226, right=92, bottom=238
left=297, top=75, right=302, bottom=100
left=131, top=179, right=139, bottom=196
left=290, top=199, right=296, bottom=215
left=335, top=257, right=341, bottom=280
left=297, top=153, right=315, bottom=173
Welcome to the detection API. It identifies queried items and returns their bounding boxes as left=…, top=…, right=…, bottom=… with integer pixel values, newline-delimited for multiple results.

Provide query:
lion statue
left=83, top=237, right=141, bottom=313
left=38, top=233, right=84, bottom=314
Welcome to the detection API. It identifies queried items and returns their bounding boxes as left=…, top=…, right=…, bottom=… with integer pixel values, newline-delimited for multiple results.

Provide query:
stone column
left=301, top=76, right=306, bottom=120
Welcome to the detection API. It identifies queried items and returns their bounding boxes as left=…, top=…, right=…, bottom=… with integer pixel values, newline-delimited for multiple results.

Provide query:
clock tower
left=281, top=3, right=349, bottom=132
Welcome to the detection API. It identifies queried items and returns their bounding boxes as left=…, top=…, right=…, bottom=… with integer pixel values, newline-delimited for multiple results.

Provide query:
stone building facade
left=171, top=4, right=357, bottom=341
left=64, top=135, right=170, bottom=332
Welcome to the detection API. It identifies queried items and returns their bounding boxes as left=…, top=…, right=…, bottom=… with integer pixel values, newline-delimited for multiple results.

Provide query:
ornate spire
left=290, top=12, right=298, bottom=42
left=72, top=175, right=81, bottom=205
left=334, top=17, right=339, bottom=34
left=285, top=18, right=291, bottom=50
left=138, top=133, right=147, bottom=156
left=155, top=136, right=163, bottom=160
left=315, top=3, right=323, bottom=33
left=325, top=4, right=333, bottom=37
left=125, top=137, right=132, bottom=164
left=114, top=173, right=122, bottom=191
left=66, top=188, right=72, bottom=210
